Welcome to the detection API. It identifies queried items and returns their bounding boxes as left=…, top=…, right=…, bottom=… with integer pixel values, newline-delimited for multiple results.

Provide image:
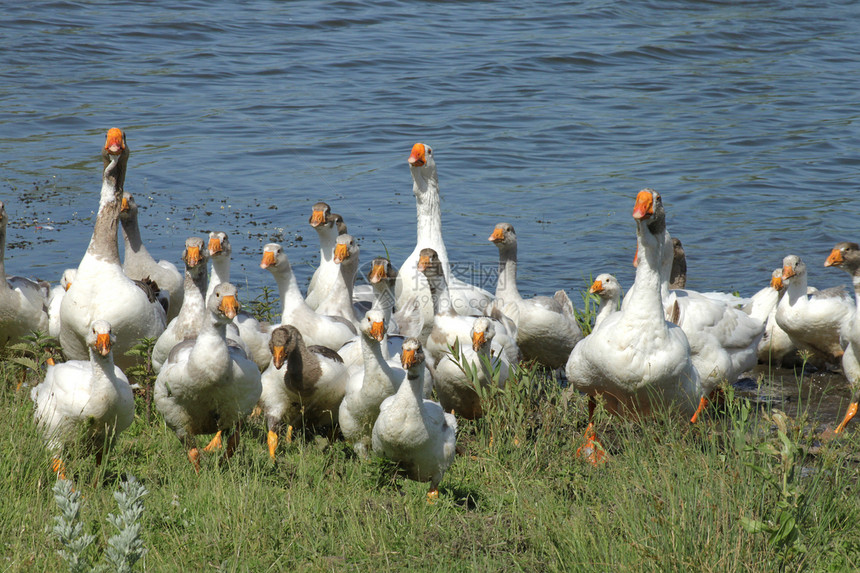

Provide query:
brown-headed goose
left=0, top=200, right=50, bottom=346
left=119, top=191, right=183, bottom=321
left=31, top=319, right=133, bottom=478
left=372, top=338, right=457, bottom=502
left=154, top=283, right=262, bottom=471
left=488, top=222, right=582, bottom=369
left=59, top=128, right=166, bottom=369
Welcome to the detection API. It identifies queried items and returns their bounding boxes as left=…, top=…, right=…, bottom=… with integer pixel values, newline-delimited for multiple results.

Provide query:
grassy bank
left=2, top=337, right=860, bottom=572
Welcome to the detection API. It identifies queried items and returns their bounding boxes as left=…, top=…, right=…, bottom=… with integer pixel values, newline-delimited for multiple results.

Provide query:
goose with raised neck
left=31, top=319, right=134, bottom=476
left=206, top=231, right=231, bottom=301
left=260, top=242, right=356, bottom=351
left=488, top=222, right=582, bottom=369
left=59, top=128, right=166, bottom=368
left=119, top=192, right=183, bottom=321
left=371, top=337, right=457, bottom=501
left=0, top=200, right=50, bottom=347
left=305, top=202, right=347, bottom=310
left=316, top=233, right=360, bottom=328
left=154, top=282, right=262, bottom=471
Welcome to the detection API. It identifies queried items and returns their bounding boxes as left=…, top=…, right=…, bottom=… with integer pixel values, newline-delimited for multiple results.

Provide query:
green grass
left=3, top=337, right=860, bottom=572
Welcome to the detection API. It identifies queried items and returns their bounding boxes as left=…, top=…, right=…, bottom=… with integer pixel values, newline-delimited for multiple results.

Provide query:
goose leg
left=267, top=418, right=281, bottom=460
left=690, top=396, right=708, bottom=424
left=835, top=401, right=858, bottom=433
left=51, top=456, right=67, bottom=480
left=187, top=447, right=201, bottom=473
left=203, top=431, right=223, bottom=452
left=576, top=395, right=606, bottom=465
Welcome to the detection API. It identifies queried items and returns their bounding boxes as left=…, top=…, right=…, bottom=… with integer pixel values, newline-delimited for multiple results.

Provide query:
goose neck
left=271, top=262, right=307, bottom=320
left=120, top=213, right=151, bottom=266
left=623, top=220, right=668, bottom=322
left=87, top=168, right=122, bottom=264
left=495, top=244, right=521, bottom=301
left=316, top=226, right=337, bottom=264
left=426, top=273, right=455, bottom=316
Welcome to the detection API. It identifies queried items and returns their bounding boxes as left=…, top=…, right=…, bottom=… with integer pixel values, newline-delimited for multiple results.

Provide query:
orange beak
left=417, top=255, right=430, bottom=272
left=771, top=275, right=784, bottom=290
left=260, top=250, right=276, bottom=269
left=333, top=243, right=349, bottom=264
left=589, top=280, right=604, bottom=294
left=369, top=321, right=385, bottom=342
left=782, top=265, right=796, bottom=280
left=220, top=295, right=239, bottom=319
left=104, top=128, right=124, bottom=154
left=120, top=196, right=129, bottom=212
left=408, top=143, right=426, bottom=167
left=632, top=190, right=654, bottom=220
left=489, top=227, right=505, bottom=242
left=64, top=281, right=72, bottom=292
left=95, top=333, right=111, bottom=356
left=401, top=348, right=417, bottom=369
left=368, top=262, right=387, bottom=284
left=185, top=246, right=202, bottom=267
left=208, top=237, right=222, bottom=255
left=272, top=345, right=286, bottom=369
left=472, top=330, right=486, bottom=352
left=825, top=249, right=843, bottom=267
left=309, top=209, right=326, bottom=227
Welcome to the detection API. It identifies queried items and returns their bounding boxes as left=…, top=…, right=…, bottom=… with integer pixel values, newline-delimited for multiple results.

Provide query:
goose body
left=488, top=222, right=582, bottom=368
left=315, top=233, right=360, bottom=328
left=372, top=338, right=457, bottom=498
left=47, top=269, right=76, bottom=339
left=119, top=192, right=183, bottom=321
left=31, top=320, right=133, bottom=463
left=743, top=269, right=798, bottom=366
left=154, top=283, right=262, bottom=469
left=0, top=201, right=50, bottom=346
left=59, top=129, right=166, bottom=369
left=566, top=189, right=702, bottom=418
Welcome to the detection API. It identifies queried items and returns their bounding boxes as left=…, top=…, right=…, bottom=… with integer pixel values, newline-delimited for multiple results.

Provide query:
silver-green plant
left=50, top=478, right=96, bottom=573
left=103, top=476, right=148, bottom=573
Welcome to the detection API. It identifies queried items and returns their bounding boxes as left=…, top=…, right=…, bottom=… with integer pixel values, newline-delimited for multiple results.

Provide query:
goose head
left=260, top=242, right=292, bottom=277
left=408, top=143, right=437, bottom=195
left=632, top=188, right=666, bottom=251
left=332, top=213, right=348, bottom=235
left=361, top=309, right=387, bottom=342
left=209, top=282, right=240, bottom=324
left=400, top=337, right=426, bottom=370
left=183, top=236, right=207, bottom=272
left=61, top=268, right=77, bottom=291
left=416, top=248, right=443, bottom=278
left=368, top=257, right=396, bottom=285
left=770, top=268, right=785, bottom=292
left=309, top=202, right=331, bottom=228
left=333, top=234, right=359, bottom=266
left=825, top=242, right=860, bottom=276
left=589, top=273, right=622, bottom=302
left=87, top=319, right=115, bottom=358
left=489, top=222, right=517, bottom=254
left=207, top=231, right=231, bottom=260
left=781, top=255, right=805, bottom=284
left=101, top=128, right=129, bottom=186
left=269, top=325, right=299, bottom=369
left=118, top=192, right=138, bottom=223
left=669, top=237, right=687, bottom=289
left=471, top=317, right=496, bottom=352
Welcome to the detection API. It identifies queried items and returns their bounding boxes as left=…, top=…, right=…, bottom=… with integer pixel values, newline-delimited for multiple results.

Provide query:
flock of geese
left=3, top=128, right=860, bottom=497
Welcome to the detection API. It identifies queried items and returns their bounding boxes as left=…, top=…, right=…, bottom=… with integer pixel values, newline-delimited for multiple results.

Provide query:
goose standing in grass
left=154, top=283, right=261, bottom=471
left=260, top=242, right=355, bottom=350
left=488, top=222, right=580, bottom=368
left=0, top=200, right=50, bottom=347
left=372, top=338, right=457, bottom=501
left=119, top=192, right=183, bottom=321
left=305, top=202, right=348, bottom=310
left=742, top=269, right=798, bottom=367
left=589, top=274, right=623, bottom=332
left=776, top=253, right=854, bottom=366
left=824, top=242, right=860, bottom=432
left=47, top=269, right=76, bottom=339
left=433, top=316, right=510, bottom=419
left=59, top=128, right=166, bottom=369
left=316, top=234, right=360, bottom=329
left=31, top=320, right=133, bottom=478
left=566, top=190, right=702, bottom=425
left=395, top=143, right=493, bottom=325
left=271, top=324, right=348, bottom=431
left=152, top=238, right=208, bottom=373
left=339, top=310, right=406, bottom=458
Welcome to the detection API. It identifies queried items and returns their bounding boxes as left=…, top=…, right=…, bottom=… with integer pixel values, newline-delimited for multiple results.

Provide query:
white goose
left=824, top=242, right=860, bottom=432
left=589, top=273, right=623, bottom=332
left=488, top=222, right=582, bottom=368
left=31, top=319, right=134, bottom=477
left=305, top=202, right=347, bottom=310
left=0, top=200, right=50, bottom=346
left=742, top=269, right=798, bottom=366
left=205, top=231, right=231, bottom=301
left=154, top=283, right=262, bottom=471
left=776, top=254, right=854, bottom=365
left=59, top=128, right=166, bottom=369
left=433, top=316, right=511, bottom=420
left=47, top=269, right=76, bottom=339
left=394, top=143, right=494, bottom=325
left=119, top=192, right=183, bottom=321
left=316, top=233, right=360, bottom=328
left=566, top=189, right=702, bottom=423
left=260, top=242, right=356, bottom=351
left=339, top=310, right=406, bottom=458
left=151, top=238, right=208, bottom=373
